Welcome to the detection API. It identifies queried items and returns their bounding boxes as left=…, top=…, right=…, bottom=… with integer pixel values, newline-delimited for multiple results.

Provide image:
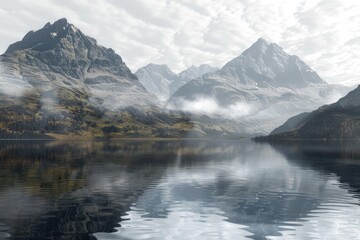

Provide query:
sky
left=0, top=0, right=359, bottom=86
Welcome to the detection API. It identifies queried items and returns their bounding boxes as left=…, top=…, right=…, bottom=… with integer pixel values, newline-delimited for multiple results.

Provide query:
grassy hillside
left=0, top=87, right=195, bottom=139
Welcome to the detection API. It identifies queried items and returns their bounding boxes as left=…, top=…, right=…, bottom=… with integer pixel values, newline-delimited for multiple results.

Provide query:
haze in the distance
left=0, top=0, right=359, bottom=86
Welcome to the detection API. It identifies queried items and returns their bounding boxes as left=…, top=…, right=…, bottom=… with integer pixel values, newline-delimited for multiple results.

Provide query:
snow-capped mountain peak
left=211, top=38, right=325, bottom=88
left=169, top=38, right=350, bottom=136
left=242, top=37, right=270, bottom=58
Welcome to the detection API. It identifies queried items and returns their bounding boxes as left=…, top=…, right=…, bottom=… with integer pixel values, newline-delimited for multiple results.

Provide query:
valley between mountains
left=0, top=18, right=356, bottom=139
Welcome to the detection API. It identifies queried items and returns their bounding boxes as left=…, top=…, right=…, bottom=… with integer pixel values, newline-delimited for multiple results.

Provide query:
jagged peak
left=43, top=22, right=51, bottom=28
left=144, top=63, right=172, bottom=70
left=216, top=37, right=326, bottom=88
left=251, top=38, right=271, bottom=50
left=225, top=38, right=288, bottom=63
left=255, top=37, right=270, bottom=45
left=4, top=18, right=84, bottom=54
left=53, top=18, right=68, bottom=27
left=150, top=63, right=168, bottom=67
left=184, top=65, right=198, bottom=71
left=198, top=63, right=214, bottom=68
left=268, top=41, right=281, bottom=49
left=182, top=64, right=217, bottom=72
left=136, top=63, right=176, bottom=77
left=34, top=18, right=70, bottom=34
left=198, top=64, right=218, bottom=71
left=242, top=37, right=271, bottom=57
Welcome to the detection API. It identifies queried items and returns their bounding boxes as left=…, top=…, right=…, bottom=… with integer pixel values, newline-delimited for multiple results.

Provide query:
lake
left=0, top=140, right=360, bottom=240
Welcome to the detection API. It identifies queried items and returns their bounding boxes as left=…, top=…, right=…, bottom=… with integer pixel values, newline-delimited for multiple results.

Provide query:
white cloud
left=1, top=0, right=360, bottom=85
left=167, top=96, right=253, bottom=119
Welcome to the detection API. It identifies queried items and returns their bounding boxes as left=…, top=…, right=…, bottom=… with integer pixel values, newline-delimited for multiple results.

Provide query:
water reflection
left=0, top=140, right=359, bottom=239
left=265, top=140, right=360, bottom=199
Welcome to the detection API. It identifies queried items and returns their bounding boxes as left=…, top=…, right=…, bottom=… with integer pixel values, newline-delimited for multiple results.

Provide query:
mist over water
left=0, top=140, right=360, bottom=240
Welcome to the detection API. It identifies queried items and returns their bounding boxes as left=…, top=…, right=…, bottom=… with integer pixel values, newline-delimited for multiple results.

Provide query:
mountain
left=0, top=20, right=353, bottom=139
left=178, top=64, right=218, bottom=82
left=214, top=38, right=325, bottom=88
left=168, top=38, right=351, bottom=136
left=0, top=18, right=194, bottom=139
left=135, top=64, right=177, bottom=101
left=1, top=18, right=158, bottom=109
left=257, top=85, right=360, bottom=140
left=270, top=112, right=311, bottom=135
left=135, top=63, right=218, bottom=101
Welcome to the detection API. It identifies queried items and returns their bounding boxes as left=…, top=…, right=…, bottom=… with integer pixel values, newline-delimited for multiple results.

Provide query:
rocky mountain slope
left=214, top=38, right=325, bottom=88
left=258, top=85, right=360, bottom=140
left=0, top=18, right=194, bottom=139
left=135, top=63, right=218, bottom=101
left=170, top=64, right=219, bottom=95
left=168, top=38, right=351, bottom=136
left=1, top=18, right=158, bottom=109
left=135, top=64, right=177, bottom=101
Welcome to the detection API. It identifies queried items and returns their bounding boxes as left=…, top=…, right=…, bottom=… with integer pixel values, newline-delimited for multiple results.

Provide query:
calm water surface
left=0, top=140, right=360, bottom=240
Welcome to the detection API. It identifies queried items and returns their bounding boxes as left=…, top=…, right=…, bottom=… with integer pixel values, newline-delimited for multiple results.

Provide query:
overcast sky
left=1, top=0, right=359, bottom=85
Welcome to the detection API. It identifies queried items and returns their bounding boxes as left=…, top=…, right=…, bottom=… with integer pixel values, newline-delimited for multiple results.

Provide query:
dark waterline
left=0, top=140, right=360, bottom=240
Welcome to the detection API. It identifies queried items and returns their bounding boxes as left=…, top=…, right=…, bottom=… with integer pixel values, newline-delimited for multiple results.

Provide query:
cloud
left=168, top=96, right=253, bottom=119
left=1, top=0, right=360, bottom=85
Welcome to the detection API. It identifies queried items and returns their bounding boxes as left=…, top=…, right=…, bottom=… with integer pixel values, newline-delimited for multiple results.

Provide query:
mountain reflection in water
left=0, top=140, right=359, bottom=240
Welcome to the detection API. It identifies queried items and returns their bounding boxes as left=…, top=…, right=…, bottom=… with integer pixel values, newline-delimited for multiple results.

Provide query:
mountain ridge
left=257, top=85, right=360, bottom=140
left=209, top=37, right=325, bottom=88
left=0, top=18, right=196, bottom=139
left=168, top=38, right=351, bottom=135
left=0, top=19, right=353, bottom=139
left=135, top=63, right=218, bottom=101
left=0, top=18, right=160, bottom=108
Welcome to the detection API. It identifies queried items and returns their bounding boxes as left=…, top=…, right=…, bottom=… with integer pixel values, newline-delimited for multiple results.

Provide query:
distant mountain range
left=135, top=63, right=218, bottom=101
left=0, top=18, right=355, bottom=139
left=203, top=38, right=325, bottom=88
left=168, top=38, right=351, bottom=135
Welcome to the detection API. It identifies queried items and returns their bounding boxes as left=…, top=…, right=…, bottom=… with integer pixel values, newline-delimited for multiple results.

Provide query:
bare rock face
left=1, top=18, right=157, bottom=109
left=5, top=18, right=138, bottom=83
